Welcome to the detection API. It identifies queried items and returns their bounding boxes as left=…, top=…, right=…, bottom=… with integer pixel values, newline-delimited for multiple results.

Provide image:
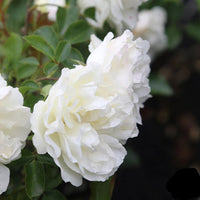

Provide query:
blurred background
left=113, top=0, right=200, bottom=199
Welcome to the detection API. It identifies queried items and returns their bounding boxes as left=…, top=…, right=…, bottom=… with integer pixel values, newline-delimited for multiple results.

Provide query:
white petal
left=0, top=74, right=7, bottom=87
left=88, top=34, right=102, bottom=52
left=0, top=164, right=10, bottom=195
left=32, top=101, right=47, bottom=154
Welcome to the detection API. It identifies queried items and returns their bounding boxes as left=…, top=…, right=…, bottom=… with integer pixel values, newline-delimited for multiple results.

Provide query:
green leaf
left=163, top=0, right=181, bottom=2
left=150, top=74, right=173, bottom=96
left=34, top=26, right=58, bottom=49
left=41, top=84, right=52, bottom=98
left=165, top=3, right=183, bottom=23
left=24, top=93, right=43, bottom=111
left=56, top=41, right=71, bottom=62
left=2, top=0, right=12, bottom=10
left=19, top=57, right=40, bottom=66
left=43, top=62, right=59, bottom=76
left=90, top=177, right=114, bottom=200
left=16, top=189, right=30, bottom=200
left=166, top=25, right=182, bottom=49
left=42, top=190, right=66, bottom=200
left=8, top=150, right=34, bottom=168
left=19, top=80, right=39, bottom=95
left=66, top=0, right=77, bottom=6
left=64, top=20, right=94, bottom=44
left=24, top=35, right=55, bottom=60
left=45, top=165, right=63, bottom=190
left=196, top=0, right=200, bottom=11
left=4, top=33, right=23, bottom=64
left=6, top=0, right=27, bottom=33
left=84, top=7, right=96, bottom=20
left=25, top=160, right=45, bottom=198
left=63, top=48, right=84, bottom=68
left=3, top=189, right=30, bottom=200
left=185, top=22, right=200, bottom=42
left=17, top=57, right=39, bottom=79
left=37, top=154, right=55, bottom=166
left=70, top=48, right=84, bottom=62
left=57, top=5, right=79, bottom=35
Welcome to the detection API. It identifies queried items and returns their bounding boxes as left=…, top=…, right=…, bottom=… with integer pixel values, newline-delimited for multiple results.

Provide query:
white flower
left=31, top=30, right=151, bottom=186
left=0, top=74, right=31, bottom=194
left=133, top=6, right=167, bottom=58
left=0, top=164, right=9, bottom=195
left=34, top=0, right=65, bottom=21
left=77, top=0, right=148, bottom=34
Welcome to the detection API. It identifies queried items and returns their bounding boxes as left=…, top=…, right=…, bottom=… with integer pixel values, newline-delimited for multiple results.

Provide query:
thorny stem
left=23, top=0, right=32, bottom=35
left=0, top=11, right=9, bottom=36
left=35, top=77, right=58, bottom=82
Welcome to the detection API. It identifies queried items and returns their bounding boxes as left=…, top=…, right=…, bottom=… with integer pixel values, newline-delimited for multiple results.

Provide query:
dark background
left=113, top=25, right=200, bottom=200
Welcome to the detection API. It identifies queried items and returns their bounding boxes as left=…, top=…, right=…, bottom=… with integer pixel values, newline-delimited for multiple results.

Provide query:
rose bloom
left=34, top=0, right=65, bottom=21
left=31, top=30, right=151, bottom=186
left=133, top=6, right=167, bottom=59
left=0, top=74, right=31, bottom=194
left=77, top=0, right=148, bottom=34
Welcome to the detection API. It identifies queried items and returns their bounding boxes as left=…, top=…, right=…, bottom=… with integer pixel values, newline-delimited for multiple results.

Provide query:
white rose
left=77, top=0, right=148, bottom=34
left=34, top=0, right=66, bottom=21
left=87, top=30, right=151, bottom=139
left=0, top=164, right=9, bottom=195
left=133, top=6, right=167, bottom=58
left=0, top=74, right=31, bottom=194
left=77, top=0, right=110, bottom=28
left=31, top=30, right=151, bottom=187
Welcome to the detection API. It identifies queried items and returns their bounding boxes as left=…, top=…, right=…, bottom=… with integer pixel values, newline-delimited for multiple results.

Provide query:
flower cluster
left=133, top=6, right=167, bottom=58
left=31, top=30, right=151, bottom=186
left=0, top=75, right=31, bottom=194
left=77, top=0, right=148, bottom=34
left=34, top=0, right=66, bottom=21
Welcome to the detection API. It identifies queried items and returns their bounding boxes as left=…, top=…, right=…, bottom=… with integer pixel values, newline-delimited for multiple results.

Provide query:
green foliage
left=1, top=189, right=30, bottom=200
left=17, top=57, right=39, bottom=80
left=37, top=154, right=55, bottom=166
left=43, top=62, right=59, bottom=76
left=24, top=35, right=55, bottom=60
left=56, top=41, right=71, bottom=62
left=185, top=22, right=200, bottom=42
left=42, top=190, right=67, bottom=200
left=166, top=25, right=182, bottom=49
left=4, top=33, right=23, bottom=66
left=63, top=48, right=85, bottom=68
left=19, top=80, right=40, bottom=95
left=25, top=160, right=45, bottom=198
left=84, top=7, right=96, bottom=20
left=6, top=0, right=27, bottom=32
left=34, top=26, right=58, bottom=49
left=90, top=177, right=114, bottom=200
left=150, top=74, right=173, bottom=96
left=64, top=20, right=94, bottom=44
left=8, top=150, right=34, bottom=168
left=57, top=5, right=79, bottom=35
left=41, top=84, right=52, bottom=98
left=44, top=165, right=63, bottom=190
left=2, top=0, right=12, bottom=10
left=196, top=0, right=200, bottom=11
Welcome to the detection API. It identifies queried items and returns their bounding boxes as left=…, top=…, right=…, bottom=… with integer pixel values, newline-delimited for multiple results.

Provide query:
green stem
left=90, top=175, right=116, bottom=200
